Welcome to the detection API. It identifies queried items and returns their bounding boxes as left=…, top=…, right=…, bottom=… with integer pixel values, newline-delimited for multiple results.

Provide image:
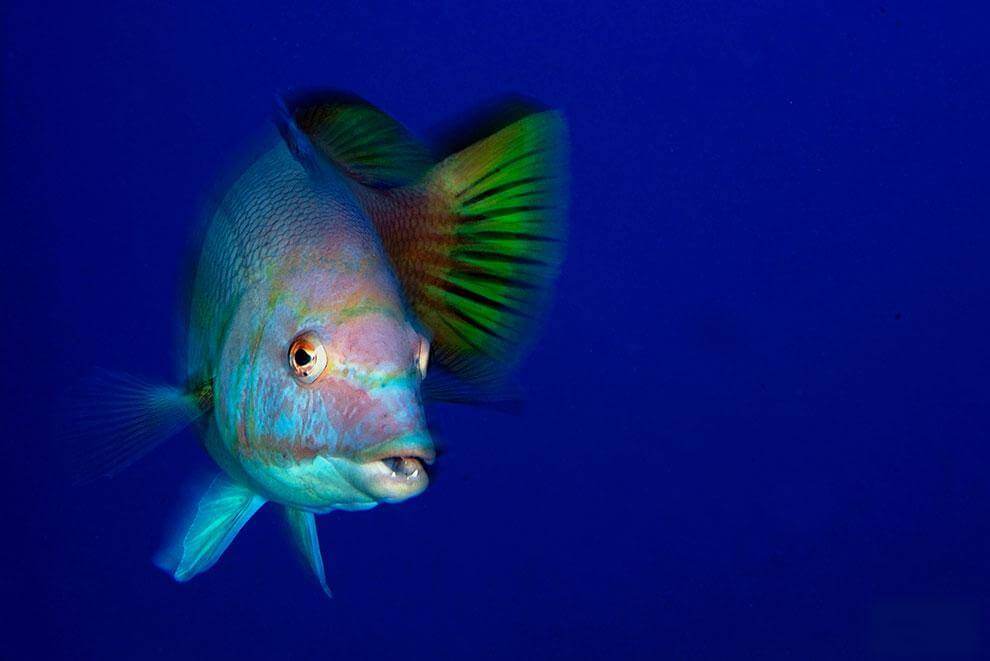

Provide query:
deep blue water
left=4, top=2, right=990, bottom=659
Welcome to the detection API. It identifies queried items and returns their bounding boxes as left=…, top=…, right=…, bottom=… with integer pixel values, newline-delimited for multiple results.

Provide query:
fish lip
left=346, top=433, right=435, bottom=502
left=364, top=447, right=436, bottom=466
left=355, top=434, right=436, bottom=466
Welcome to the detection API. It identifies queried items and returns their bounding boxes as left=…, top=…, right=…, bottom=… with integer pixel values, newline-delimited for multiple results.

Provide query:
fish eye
left=288, top=332, right=327, bottom=384
left=417, top=337, right=430, bottom=378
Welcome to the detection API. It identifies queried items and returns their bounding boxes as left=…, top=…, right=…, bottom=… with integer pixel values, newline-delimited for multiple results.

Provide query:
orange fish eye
left=288, top=332, right=328, bottom=384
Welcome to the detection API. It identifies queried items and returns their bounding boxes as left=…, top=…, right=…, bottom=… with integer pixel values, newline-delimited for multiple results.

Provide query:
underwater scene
left=3, top=2, right=989, bottom=659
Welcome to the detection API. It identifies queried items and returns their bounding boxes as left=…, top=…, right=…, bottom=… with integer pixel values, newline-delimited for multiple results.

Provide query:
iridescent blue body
left=189, top=136, right=434, bottom=513
left=86, top=92, right=567, bottom=596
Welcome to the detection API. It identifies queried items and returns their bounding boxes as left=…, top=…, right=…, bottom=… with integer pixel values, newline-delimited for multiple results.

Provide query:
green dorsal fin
left=366, top=110, right=568, bottom=383
left=288, top=91, right=433, bottom=188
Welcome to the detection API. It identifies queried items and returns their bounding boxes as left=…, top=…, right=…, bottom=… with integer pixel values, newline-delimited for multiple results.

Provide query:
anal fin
left=154, top=474, right=265, bottom=582
left=285, top=507, right=332, bottom=598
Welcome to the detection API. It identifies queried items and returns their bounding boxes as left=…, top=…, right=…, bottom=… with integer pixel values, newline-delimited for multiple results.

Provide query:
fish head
left=213, top=235, right=435, bottom=511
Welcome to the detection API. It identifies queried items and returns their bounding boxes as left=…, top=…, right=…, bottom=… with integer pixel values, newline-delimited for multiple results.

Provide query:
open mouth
left=373, top=445, right=434, bottom=484
left=381, top=456, right=426, bottom=480
left=354, top=437, right=435, bottom=500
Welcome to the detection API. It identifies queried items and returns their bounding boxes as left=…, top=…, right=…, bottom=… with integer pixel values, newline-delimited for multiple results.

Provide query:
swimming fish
left=78, top=92, right=567, bottom=596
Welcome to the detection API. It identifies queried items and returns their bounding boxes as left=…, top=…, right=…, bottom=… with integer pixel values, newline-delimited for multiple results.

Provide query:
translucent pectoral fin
left=285, top=507, right=332, bottom=598
left=154, top=473, right=266, bottom=582
left=67, top=371, right=210, bottom=483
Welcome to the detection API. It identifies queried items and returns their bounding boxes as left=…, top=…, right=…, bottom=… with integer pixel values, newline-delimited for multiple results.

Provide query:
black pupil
left=294, top=348, right=312, bottom=366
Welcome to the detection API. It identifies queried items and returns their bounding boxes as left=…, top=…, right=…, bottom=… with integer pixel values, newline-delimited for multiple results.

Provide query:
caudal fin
left=380, top=111, right=569, bottom=386
left=280, top=92, right=569, bottom=390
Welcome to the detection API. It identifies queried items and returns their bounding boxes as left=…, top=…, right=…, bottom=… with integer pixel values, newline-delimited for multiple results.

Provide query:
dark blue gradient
left=3, top=2, right=989, bottom=659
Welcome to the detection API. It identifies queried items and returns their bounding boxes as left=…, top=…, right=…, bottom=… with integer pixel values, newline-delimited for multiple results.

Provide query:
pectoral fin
left=285, top=507, right=332, bottom=598
left=154, top=474, right=266, bottom=582
left=67, top=372, right=211, bottom=483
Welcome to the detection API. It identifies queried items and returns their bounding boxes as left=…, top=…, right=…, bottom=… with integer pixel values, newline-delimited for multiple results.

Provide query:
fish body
left=189, top=138, right=433, bottom=512
left=83, top=92, right=568, bottom=595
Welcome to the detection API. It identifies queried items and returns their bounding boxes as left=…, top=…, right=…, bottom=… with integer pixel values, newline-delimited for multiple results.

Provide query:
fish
left=76, top=91, right=568, bottom=596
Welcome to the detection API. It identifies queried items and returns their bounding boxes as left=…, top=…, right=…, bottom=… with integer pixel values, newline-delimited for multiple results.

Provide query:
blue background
left=4, top=2, right=989, bottom=659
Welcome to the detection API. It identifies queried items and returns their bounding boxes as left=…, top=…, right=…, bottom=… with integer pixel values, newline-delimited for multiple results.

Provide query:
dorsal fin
left=286, top=90, right=433, bottom=189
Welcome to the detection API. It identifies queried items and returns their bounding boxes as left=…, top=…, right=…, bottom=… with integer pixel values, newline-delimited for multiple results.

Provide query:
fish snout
left=350, top=431, right=435, bottom=503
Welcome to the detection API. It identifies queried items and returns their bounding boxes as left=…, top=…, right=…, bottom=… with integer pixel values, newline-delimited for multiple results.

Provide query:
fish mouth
left=381, top=455, right=427, bottom=478
left=353, top=435, right=435, bottom=502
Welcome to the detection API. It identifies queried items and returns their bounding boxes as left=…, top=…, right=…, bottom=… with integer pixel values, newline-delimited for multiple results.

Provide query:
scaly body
left=84, top=92, right=567, bottom=596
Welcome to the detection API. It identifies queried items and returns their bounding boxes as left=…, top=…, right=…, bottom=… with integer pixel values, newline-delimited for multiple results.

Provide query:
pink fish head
left=213, top=234, right=435, bottom=511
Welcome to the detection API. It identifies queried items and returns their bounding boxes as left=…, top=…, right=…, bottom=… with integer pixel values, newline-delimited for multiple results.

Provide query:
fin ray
left=67, top=372, right=210, bottom=483
left=369, top=110, right=568, bottom=388
left=155, top=474, right=265, bottom=582
left=286, top=90, right=433, bottom=188
left=285, top=507, right=332, bottom=597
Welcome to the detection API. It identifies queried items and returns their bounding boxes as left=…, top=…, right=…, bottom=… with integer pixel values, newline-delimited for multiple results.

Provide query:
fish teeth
left=381, top=456, right=423, bottom=479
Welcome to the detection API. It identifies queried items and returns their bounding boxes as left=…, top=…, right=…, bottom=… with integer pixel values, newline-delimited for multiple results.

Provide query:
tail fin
left=279, top=91, right=569, bottom=388
left=285, top=507, right=332, bottom=597
left=154, top=473, right=266, bottom=582
left=376, top=111, right=569, bottom=384
left=67, top=372, right=211, bottom=483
